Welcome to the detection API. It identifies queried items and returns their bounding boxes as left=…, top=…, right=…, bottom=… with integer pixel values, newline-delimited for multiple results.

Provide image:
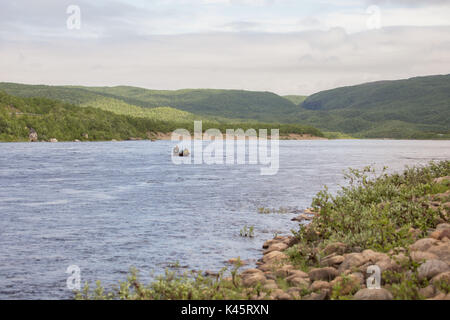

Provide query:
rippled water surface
left=0, top=140, right=449, bottom=299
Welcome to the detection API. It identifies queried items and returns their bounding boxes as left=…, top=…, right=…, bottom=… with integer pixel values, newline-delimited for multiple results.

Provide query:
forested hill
left=0, top=91, right=323, bottom=142
left=1, top=74, right=449, bottom=140
left=0, top=83, right=299, bottom=123
left=79, top=86, right=300, bottom=122
left=297, top=75, right=450, bottom=139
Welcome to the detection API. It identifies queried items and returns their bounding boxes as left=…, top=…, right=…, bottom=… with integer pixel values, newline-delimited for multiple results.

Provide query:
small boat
left=180, top=148, right=190, bottom=157
left=173, top=146, right=190, bottom=157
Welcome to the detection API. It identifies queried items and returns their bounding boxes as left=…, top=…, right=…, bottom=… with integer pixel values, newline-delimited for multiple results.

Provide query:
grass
left=75, top=265, right=272, bottom=300
left=240, top=225, right=255, bottom=238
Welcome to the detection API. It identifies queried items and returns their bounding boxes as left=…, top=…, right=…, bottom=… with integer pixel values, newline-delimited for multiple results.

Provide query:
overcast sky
left=0, top=0, right=449, bottom=95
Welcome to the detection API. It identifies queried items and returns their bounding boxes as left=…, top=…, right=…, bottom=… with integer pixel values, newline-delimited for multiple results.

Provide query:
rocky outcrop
left=308, top=267, right=338, bottom=281
left=410, top=238, right=438, bottom=252
left=330, top=274, right=362, bottom=296
left=323, top=242, right=348, bottom=255
left=226, top=184, right=450, bottom=301
left=338, top=253, right=367, bottom=273
left=264, top=242, right=288, bottom=254
left=240, top=269, right=266, bottom=287
left=320, top=254, right=345, bottom=267
left=29, top=128, right=38, bottom=142
left=353, top=288, right=393, bottom=300
left=286, top=276, right=310, bottom=288
left=232, top=220, right=450, bottom=300
left=310, top=280, right=332, bottom=292
left=417, top=259, right=449, bottom=281
left=261, top=251, right=287, bottom=264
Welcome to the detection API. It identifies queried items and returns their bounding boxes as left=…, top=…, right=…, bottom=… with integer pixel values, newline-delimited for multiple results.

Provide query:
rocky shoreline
left=233, top=222, right=450, bottom=300
left=22, top=128, right=327, bottom=143
left=75, top=162, right=450, bottom=300
left=226, top=176, right=450, bottom=300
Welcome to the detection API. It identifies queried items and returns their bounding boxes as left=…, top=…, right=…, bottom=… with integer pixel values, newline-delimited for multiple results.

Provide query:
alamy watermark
left=366, top=5, right=382, bottom=30
left=66, top=5, right=81, bottom=30
left=366, top=265, right=381, bottom=289
left=66, top=265, right=81, bottom=291
left=171, top=121, right=279, bottom=175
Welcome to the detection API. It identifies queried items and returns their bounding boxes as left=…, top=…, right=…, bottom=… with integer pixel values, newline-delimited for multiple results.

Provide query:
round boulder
left=308, top=267, right=338, bottom=281
left=417, top=259, right=449, bottom=281
left=353, top=288, right=393, bottom=300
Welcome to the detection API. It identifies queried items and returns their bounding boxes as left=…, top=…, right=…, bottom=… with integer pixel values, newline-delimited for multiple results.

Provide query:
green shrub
left=301, top=161, right=450, bottom=252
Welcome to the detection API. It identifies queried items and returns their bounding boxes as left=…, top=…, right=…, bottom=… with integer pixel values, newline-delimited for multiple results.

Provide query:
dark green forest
left=0, top=74, right=449, bottom=140
left=0, top=91, right=322, bottom=142
left=298, top=75, right=450, bottom=139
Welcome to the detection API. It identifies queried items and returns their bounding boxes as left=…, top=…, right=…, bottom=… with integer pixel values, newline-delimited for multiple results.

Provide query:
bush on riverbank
left=304, top=161, right=450, bottom=252
left=76, top=264, right=272, bottom=300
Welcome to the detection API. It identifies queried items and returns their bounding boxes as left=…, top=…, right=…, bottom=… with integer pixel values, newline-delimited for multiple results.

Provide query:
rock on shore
left=231, top=221, right=450, bottom=300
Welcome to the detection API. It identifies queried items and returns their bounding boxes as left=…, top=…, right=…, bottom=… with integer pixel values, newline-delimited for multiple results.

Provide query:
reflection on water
left=0, top=139, right=449, bottom=299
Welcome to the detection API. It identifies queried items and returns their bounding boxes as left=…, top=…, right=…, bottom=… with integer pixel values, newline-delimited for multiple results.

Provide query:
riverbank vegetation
left=76, top=161, right=450, bottom=300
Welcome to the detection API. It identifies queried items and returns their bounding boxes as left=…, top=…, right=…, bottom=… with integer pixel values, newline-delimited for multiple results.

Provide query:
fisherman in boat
left=173, top=145, right=190, bottom=157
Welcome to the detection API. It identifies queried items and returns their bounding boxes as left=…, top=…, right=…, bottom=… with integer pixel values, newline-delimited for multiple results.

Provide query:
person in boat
left=173, top=145, right=180, bottom=155
left=178, top=148, right=190, bottom=157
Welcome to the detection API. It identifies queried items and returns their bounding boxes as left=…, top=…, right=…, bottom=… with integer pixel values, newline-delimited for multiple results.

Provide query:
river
left=0, top=139, right=449, bottom=299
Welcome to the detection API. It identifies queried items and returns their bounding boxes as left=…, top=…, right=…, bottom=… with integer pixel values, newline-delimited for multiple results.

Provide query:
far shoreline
left=0, top=132, right=330, bottom=143
left=3, top=136, right=450, bottom=143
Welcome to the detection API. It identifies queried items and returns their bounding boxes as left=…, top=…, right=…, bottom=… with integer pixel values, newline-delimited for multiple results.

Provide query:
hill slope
left=0, top=91, right=323, bottom=142
left=1, top=75, right=449, bottom=139
left=0, top=91, right=171, bottom=141
left=76, top=86, right=299, bottom=122
left=299, top=75, right=450, bottom=138
left=283, top=95, right=307, bottom=106
left=0, top=83, right=200, bottom=122
left=0, top=83, right=299, bottom=123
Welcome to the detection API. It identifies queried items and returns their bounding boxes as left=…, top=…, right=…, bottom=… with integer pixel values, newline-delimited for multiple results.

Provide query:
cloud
left=1, top=26, right=449, bottom=95
left=0, top=1, right=449, bottom=95
left=1, top=0, right=450, bottom=39
left=221, top=21, right=264, bottom=32
left=366, top=0, right=449, bottom=7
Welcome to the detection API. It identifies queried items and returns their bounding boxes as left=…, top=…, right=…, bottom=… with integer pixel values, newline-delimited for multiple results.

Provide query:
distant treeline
left=0, top=91, right=323, bottom=142
left=298, top=75, right=450, bottom=139
left=1, top=75, right=449, bottom=140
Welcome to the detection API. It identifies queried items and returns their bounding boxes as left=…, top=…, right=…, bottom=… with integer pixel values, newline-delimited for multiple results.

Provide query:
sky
left=0, top=0, right=449, bottom=95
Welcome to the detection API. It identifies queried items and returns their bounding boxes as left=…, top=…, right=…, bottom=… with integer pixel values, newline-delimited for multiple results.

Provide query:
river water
left=0, top=139, right=449, bottom=299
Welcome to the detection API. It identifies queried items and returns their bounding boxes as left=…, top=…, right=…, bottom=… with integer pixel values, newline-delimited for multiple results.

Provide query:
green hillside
left=79, top=97, right=197, bottom=122
left=1, top=74, right=449, bottom=140
left=0, top=91, right=323, bottom=142
left=283, top=95, right=307, bottom=106
left=0, top=91, right=181, bottom=142
left=0, top=83, right=198, bottom=122
left=0, top=83, right=300, bottom=123
left=76, top=86, right=299, bottom=122
left=299, top=75, right=450, bottom=139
